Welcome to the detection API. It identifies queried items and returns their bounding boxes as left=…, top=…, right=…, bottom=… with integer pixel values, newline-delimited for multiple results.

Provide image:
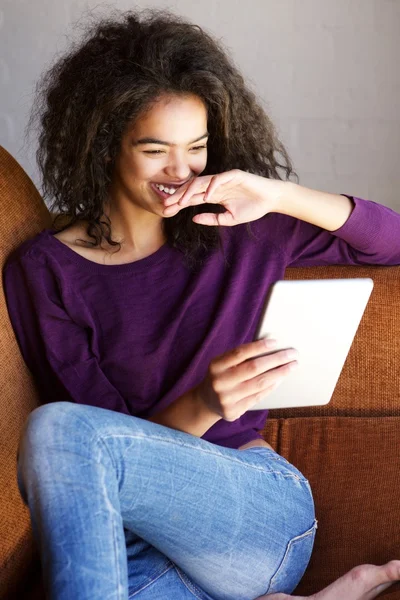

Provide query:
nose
left=164, top=153, right=192, bottom=182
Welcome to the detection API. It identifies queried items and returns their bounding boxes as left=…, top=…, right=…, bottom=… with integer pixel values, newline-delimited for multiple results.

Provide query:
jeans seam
left=56, top=409, right=126, bottom=598
left=110, top=492, right=124, bottom=600
left=100, top=433, right=303, bottom=478
left=69, top=405, right=302, bottom=479
left=174, top=566, right=209, bottom=600
left=267, top=520, right=318, bottom=593
left=57, top=407, right=116, bottom=468
left=128, top=563, right=175, bottom=597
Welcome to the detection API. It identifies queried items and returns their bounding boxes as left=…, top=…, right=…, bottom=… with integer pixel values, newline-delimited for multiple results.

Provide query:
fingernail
left=288, top=360, right=299, bottom=370
left=286, top=349, right=299, bottom=360
left=264, top=338, right=278, bottom=347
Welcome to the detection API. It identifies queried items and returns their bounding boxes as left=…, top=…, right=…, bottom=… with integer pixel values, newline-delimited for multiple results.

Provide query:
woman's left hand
left=162, top=170, right=286, bottom=226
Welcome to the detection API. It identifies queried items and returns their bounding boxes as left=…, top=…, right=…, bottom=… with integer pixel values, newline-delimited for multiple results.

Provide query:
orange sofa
left=1, top=145, right=399, bottom=599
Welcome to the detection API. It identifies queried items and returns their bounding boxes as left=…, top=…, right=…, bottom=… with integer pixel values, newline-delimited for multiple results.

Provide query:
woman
left=4, top=9, right=400, bottom=600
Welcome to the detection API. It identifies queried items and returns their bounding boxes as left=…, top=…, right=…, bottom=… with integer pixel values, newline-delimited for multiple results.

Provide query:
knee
left=17, top=403, right=69, bottom=502
left=19, top=402, right=79, bottom=450
left=17, top=402, right=97, bottom=501
left=17, top=401, right=99, bottom=470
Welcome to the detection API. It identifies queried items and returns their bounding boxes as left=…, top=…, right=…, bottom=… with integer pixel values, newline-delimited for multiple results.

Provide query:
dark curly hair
left=29, top=8, right=298, bottom=267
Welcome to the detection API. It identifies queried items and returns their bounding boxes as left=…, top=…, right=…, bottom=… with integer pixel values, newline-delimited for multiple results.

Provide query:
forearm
left=148, top=387, right=222, bottom=437
left=275, top=181, right=355, bottom=231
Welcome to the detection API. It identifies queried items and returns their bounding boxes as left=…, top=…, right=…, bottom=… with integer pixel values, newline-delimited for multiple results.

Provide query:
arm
left=3, top=251, right=131, bottom=414
left=149, top=339, right=298, bottom=437
left=164, top=171, right=400, bottom=265
left=270, top=183, right=400, bottom=267
left=148, top=388, right=221, bottom=436
left=276, top=182, right=355, bottom=231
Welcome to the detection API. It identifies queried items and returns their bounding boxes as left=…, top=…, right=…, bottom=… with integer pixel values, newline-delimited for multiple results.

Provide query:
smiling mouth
left=153, top=183, right=180, bottom=195
left=150, top=179, right=192, bottom=200
left=150, top=183, right=179, bottom=202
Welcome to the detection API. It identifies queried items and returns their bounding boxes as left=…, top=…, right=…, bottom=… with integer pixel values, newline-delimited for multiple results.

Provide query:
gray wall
left=1, top=0, right=400, bottom=210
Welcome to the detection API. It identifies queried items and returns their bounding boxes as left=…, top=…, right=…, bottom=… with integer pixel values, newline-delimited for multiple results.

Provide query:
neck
left=103, top=196, right=166, bottom=256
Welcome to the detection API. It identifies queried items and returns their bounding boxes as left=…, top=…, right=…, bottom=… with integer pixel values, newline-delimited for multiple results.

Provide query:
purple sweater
left=4, top=197, right=400, bottom=448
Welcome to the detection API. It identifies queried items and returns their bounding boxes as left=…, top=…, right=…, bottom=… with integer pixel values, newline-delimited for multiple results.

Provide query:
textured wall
left=1, top=0, right=399, bottom=210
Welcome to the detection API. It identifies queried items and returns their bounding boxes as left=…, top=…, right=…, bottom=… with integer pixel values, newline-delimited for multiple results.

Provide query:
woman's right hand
left=194, top=338, right=298, bottom=422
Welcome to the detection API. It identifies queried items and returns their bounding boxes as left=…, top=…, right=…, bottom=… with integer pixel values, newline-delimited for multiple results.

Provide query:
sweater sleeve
left=3, top=250, right=131, bottom=414
left=277, top=196, right=400, bottom=267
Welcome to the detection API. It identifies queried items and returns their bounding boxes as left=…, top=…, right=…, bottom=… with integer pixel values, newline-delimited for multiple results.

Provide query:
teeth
left=155, top=184, right=177, bottom=195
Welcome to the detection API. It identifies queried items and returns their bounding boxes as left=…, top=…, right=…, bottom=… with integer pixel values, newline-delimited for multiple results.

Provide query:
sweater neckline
left=42, top=229, right=174, bottom=274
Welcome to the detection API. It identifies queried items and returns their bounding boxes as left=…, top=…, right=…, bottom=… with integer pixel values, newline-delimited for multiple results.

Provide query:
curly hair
left=29, top=8, right=298, bottom=267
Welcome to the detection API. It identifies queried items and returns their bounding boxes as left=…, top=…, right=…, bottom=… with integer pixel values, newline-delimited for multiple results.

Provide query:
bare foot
left=257, top=560, right=400, bottom=600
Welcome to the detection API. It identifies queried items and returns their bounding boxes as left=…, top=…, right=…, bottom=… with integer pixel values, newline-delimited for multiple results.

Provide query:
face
left=110, top=94, right=208, bottom=217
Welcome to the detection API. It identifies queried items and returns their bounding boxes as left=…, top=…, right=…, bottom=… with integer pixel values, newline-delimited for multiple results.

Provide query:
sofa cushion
left=263, top=416, right=400, bottom=597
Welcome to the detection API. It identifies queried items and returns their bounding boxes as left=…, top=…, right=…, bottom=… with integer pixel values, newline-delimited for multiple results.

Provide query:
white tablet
left=251, top=278, right=374, bottom=410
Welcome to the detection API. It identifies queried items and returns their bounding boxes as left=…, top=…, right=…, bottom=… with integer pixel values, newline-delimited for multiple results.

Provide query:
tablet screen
left=251, top=278, right=374, bottom=410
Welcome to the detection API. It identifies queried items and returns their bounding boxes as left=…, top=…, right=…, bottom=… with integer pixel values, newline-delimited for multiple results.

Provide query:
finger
left=238, top=383, right=281, bottom=413
left=162, top=203, right=184, bottom=217
left=179, top=192, right=208, bottom=208
left=179, top=185, right=209, bottom=207
left=218, top=348, right=299, bottom=389
left=163, top=178, right=196, bottom=207
left=165, top=171, right=235, bottom=207
left=192, top=212, right=236, bottom=227
left=179, top=172, right=236, bottom=207
left=192, top=213, right=220, bottom=226
left=243, top=348, right=299, bottom=383
left=163, top=193, right=215, bottom=217
left=211, top=338, right=278, bottom=374
left=177, top=178, right=202, bottom=206
left=183, top=174, right=233, bottom=207
left=221, top=381, right=279, bottom=422
left=225, top=378, right=284, bottom=420
left=204, top=172, right=236, bottom=203
left=202, top=174, right=219, bottom=203
left=163, top=194, right=208, bottom=217
left=233, top=361, right=297, bottom=401
left=172, top=177, right=211, bottom=207
left=163, top=193, right=218, bottom=217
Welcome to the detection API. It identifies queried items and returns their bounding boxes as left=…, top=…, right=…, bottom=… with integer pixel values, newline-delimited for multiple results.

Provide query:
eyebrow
left=133, top=132, right=209, bottom=147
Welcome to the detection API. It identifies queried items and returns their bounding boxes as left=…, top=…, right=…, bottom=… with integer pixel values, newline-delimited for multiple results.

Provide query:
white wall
left=1, top=0, right=400, bottom=210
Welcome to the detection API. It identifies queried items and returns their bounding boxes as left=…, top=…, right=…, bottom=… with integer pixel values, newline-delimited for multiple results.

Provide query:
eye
left=143, top=150, right=165, bottom=155
left=190, top=145, right=207, bottom=151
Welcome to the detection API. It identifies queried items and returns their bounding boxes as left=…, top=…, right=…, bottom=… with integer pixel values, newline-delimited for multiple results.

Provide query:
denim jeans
left=17, top=402, right=317, bottom=600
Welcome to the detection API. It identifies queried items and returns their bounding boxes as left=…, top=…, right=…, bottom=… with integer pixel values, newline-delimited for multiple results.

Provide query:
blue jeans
left=17, top=402, right=317, bottom=600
